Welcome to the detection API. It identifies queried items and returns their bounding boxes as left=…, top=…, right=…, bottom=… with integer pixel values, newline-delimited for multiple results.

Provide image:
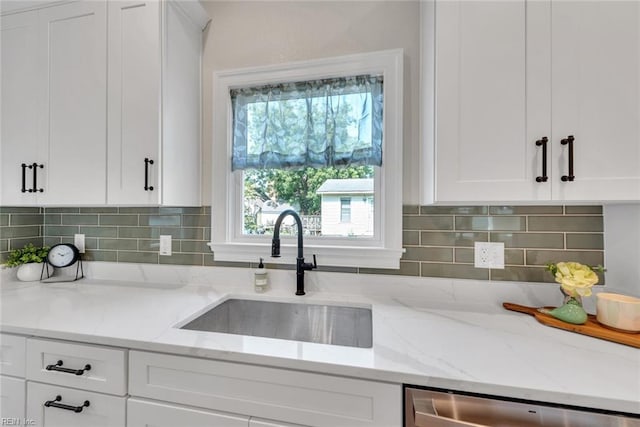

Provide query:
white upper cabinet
left=107, top=0, right=206, bottom=206
left=1, top=2, right=107, bottom=206
left=36, top=1, right=107, bottom=205
left=423, top=0, right=640, bottom=203
left=550, top=1, right=640, bottom=201
left=0, top=0, right=207, bottom=207
left=1, top=11, right=42, bottom=206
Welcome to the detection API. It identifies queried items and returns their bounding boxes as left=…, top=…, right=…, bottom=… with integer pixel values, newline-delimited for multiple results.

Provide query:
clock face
left=47, top=243, right=80, bottom=268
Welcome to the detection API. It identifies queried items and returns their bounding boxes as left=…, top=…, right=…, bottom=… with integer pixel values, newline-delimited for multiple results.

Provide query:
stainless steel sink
left=180, top=298, right=372, bottom=348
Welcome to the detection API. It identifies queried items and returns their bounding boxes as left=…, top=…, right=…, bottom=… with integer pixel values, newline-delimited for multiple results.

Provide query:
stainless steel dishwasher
left=405, top=386, right=640, bottom=427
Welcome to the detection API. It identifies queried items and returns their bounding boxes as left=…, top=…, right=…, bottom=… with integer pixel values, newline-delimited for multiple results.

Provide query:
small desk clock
left=41, top=243, right=84, bottom=282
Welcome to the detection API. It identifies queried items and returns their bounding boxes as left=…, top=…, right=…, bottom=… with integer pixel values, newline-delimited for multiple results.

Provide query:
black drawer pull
left=44, top=395, right=90, bottom=413
left=21, top=163, right=27, bottom=193
left=561, top=135, right=575, bottom=182
left=46, top=360, right=91, bottom=376
left=144, top=158, right=154, bottom=191
left=535, top=137, right=548, bottom=182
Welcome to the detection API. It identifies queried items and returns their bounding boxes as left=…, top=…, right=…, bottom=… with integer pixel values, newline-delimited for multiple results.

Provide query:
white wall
left=200, top=1, right=421, bottom=205
left=603, top=204, right=640, bottom=296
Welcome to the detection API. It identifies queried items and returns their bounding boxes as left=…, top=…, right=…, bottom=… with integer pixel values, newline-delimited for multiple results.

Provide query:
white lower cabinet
left=0, top=333, right=27, bottom=421
left=27, top=382, right=126, bottom=427
left=127, top=398, right=249, bottom=427
left=4, top=334, right=399, bottom=427
left=129, top=350, right=401, bottom=427
left=0, top=375, right=26, bottom=420
left=0, top=333, right=26, bottom=377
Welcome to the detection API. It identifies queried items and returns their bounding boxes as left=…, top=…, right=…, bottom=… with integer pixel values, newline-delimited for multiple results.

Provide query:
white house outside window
left=210, top=50, right=404, bottom=269
left=340, top=198, right=351, bottom=223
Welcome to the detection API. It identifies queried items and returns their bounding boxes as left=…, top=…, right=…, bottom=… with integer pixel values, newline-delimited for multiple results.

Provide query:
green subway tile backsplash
left=0, top=205, right=605, bottom=284
left=403, top=247, right=453, bottom=262
left=490, top=232, right=564, bottom=249
left=565, top=233, right=604, bottom=250
left=455, top=216, right=526, bottom=231
left=403, top=215, right=453, bottom=230
left=138, top=215, right=182, bottom=227
left=489, top=205, right=563, bottom=215
left=9, top=214, right=43, bottom=226
left=0, top=208, right=43, bottom=260
left=528, top=216, right=603, bottom=232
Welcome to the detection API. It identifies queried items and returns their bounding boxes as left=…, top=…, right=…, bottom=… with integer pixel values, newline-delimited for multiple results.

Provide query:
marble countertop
left=1, top=262, right=638, bottom=415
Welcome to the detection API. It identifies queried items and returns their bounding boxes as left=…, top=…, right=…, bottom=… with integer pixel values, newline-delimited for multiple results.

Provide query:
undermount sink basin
left=180, top=298, right=372, bottom=348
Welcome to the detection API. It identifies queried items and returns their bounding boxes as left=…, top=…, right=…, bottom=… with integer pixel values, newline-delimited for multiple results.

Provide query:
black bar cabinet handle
left=561, top=135, right=575, bottom=182
left=30, top=163, right=44, bottom=192
left=535, top=137, right=548, bottom=183
left=26, top=164, right=34, bottom=193
left=44, top=395, right=90, bottom=413
left=46, top=360, right=91, bottom=376
left=144, top=158, right=154, bottom=191
left=21, top=163, right=27, bottom=193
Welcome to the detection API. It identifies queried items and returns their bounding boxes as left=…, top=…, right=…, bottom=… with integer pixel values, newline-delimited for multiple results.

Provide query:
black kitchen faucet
left=271, top=209, right=317, bottom=296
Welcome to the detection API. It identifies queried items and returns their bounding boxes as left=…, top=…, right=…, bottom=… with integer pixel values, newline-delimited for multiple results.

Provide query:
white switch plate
left=474, top=242, right=504, bottom=269
left=74, top=234, right=85, bottom=253
left=159, top=235, right=172, bottom=256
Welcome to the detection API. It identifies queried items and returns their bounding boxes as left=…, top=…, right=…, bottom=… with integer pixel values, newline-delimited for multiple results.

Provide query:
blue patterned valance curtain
left=230, top=74, right=383, bottom=171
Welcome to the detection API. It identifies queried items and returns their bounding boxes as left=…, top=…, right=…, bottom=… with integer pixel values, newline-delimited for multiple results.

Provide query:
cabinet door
left=107, top=0, right=161, bottom=205
left=27, top=382, right=125, bottom=427
left=0, top=11, right=40, bottom=206
left=127, top=398, right=248, bottom=427
left=434, top=0, right=551, bottom=202
left=551, top=1, right=640, bottom=201
left=0, top=376, right=25, bottom=421
left=36, top=1, right=107, bottom=205
left=0, top=333, right=26, bottom=377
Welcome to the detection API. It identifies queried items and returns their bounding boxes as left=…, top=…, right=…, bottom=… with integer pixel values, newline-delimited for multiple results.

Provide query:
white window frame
left=209, top=49, right=404, bottom=269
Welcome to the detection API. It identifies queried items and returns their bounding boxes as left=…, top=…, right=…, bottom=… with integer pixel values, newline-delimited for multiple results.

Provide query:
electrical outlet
left=474, top=242, right=505, bottom=269
left=74, top=234, right=85, bottom=253
left=159, top=235, right=172, bottom=256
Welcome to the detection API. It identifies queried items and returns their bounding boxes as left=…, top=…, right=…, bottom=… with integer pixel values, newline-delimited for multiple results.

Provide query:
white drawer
left=0, top=333, right=26, bottom=377
left=0, top=375, right=26, bottom=420
left=128, top=398, right=249, bottom=427
left=129, top=350, right=401, bottom=427
left=26, top=338, right=127, bottom=396
left=27, top=381, right=126, bottom=427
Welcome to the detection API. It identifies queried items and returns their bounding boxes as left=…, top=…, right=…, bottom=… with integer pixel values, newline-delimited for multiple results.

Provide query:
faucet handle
left=301, top=255, right=318, bottom=271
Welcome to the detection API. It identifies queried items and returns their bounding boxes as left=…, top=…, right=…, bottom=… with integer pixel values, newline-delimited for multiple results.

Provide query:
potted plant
left=3, top=244, right=50, bottom=281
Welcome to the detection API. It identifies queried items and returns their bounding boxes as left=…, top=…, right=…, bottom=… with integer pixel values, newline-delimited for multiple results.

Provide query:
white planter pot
left=16, top=263, right=45, bottom=282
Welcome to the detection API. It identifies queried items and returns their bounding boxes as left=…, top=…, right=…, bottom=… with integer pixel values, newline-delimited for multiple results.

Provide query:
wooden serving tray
left=503, top=302, right=640, bottom=349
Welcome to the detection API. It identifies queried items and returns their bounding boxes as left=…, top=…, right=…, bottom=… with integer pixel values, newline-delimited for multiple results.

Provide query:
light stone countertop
left=1, top=262, right=638, bottom=415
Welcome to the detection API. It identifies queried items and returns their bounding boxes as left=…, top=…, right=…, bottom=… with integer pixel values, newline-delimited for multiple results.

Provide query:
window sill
left=208, top=242, right=404, bottom=269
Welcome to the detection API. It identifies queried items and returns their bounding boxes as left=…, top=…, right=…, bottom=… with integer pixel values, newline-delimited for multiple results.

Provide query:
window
left=210, top=50, right=404, bottom=269
left=340, top=198, right=352, bottom=223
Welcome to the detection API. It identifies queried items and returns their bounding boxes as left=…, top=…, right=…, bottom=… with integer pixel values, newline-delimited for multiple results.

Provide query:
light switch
left=74, top=234, right=85, bottom=253
left=159, top=235, right=172, bottom=256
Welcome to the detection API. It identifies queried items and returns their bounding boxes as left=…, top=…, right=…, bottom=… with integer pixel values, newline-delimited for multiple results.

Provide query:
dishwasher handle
left=412, top=395, right=485, bottom=427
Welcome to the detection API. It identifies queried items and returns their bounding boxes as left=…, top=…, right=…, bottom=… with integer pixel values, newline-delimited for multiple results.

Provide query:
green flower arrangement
left=546, top=261, right=606, bottom=298
left=4, top=244, right=50, bottom=268
left=542, top=261, right=606, bottom=325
